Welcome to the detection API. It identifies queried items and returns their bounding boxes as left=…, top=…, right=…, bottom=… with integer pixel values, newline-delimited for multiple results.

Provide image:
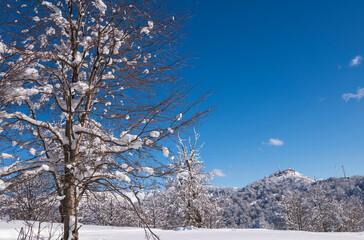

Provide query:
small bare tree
left=0, top=174, right=57, bottom=222
left=163, top=132, right=221, bottom=228
left=142, top=190, right=168, bottom=229
left=0, top=0, right=210, bottom=239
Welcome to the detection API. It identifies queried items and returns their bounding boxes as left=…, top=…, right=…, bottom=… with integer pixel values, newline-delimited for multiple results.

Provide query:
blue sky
left=169, top=0, right=364, bottom=187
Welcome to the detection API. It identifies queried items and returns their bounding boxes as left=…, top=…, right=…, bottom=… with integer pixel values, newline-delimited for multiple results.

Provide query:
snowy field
left=0, top=221, right=364, bottom=240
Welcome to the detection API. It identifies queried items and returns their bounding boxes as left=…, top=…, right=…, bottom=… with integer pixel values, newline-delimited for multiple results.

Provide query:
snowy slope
left=0, top=221, right=364, bottom=240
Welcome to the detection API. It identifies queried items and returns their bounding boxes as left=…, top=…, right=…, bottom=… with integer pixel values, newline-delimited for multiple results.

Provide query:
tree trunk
left=62, top=110, right=80, bottom=240
left=63, top=172, right=78, bottom=240
left=62, top=128, right=79, bottom=240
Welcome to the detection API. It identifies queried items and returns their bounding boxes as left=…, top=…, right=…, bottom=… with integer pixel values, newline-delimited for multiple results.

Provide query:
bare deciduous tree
left=0, top=1, right=210, bottom=239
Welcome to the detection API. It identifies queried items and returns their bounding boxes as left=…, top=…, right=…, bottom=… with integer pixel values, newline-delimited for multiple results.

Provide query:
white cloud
left=349, top=55, right=362, bottom=67
left=265, top=138, right=284, bottom=146
left=343, top=87, right=364, bottom=101
left=212, top=169, right=226, bottom=177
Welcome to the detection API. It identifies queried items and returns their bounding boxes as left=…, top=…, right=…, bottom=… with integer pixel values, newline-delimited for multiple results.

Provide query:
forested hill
left=210, top=169, right=364, bottom=231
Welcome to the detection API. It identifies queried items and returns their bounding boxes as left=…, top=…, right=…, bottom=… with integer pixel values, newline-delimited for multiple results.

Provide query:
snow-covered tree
left=78, top=191, right=141, bottom=227
left=308, top=185, right=339, bottom=232
left=0, top=1, right=209, bottom=239
left=334, top=196, right=364, bottom=232
left=141, top=190, right=169, bottom=229
left=0, top=175, right=58, bottom=222
left=162, top=132, right=221, bottom=228
left=306, top=185, right=364, bottom=232
left=278, top=189, right=310, bottom=230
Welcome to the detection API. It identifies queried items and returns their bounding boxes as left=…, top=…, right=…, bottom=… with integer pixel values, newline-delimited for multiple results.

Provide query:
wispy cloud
left=212, top=169, right=226, bottom=177
left=343, top=88, right=364, bottom=101
left=264, top=138, right=284, bottom=146
left=349, top=55, right=362, bottom=67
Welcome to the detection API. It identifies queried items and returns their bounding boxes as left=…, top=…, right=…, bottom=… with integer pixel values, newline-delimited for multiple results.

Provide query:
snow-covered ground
left=0, top=221, right=363, bottom=240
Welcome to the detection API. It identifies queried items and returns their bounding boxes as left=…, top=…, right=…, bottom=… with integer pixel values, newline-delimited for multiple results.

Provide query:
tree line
left=1, top=161, right=364, bottom=233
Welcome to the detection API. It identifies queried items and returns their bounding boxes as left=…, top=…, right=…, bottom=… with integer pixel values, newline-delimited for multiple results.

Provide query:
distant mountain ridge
left=210, top=169, right=364, bottom=230
left=269, top=168, right=314, bottom=181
